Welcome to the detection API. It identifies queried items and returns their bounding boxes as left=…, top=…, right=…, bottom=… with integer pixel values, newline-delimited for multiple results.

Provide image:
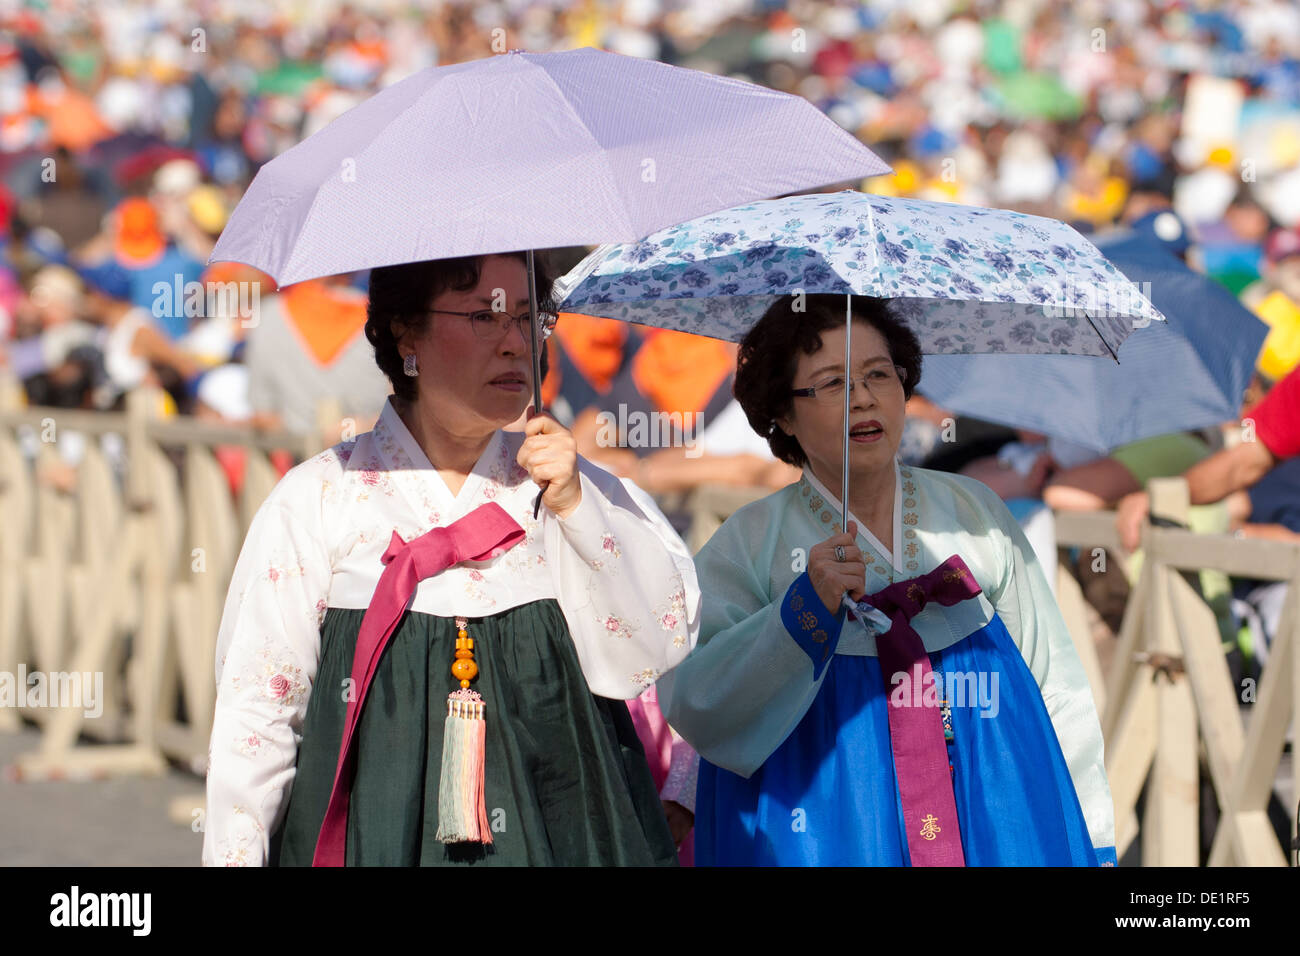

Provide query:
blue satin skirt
left=696, top=612, right=1103, bottom=866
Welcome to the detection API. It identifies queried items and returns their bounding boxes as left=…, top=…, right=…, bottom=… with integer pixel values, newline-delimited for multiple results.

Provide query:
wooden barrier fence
left=0, top=383, right=322, bottom=779
left=1054, top=478, right=1297, bottom=866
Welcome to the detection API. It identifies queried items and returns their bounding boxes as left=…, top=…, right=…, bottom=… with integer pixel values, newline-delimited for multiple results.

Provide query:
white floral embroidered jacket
left=202, top=397, right=701, bottom=866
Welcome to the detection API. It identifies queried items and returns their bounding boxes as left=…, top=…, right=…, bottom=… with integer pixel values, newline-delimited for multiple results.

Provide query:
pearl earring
left=403, top=353, right=418, bottom=377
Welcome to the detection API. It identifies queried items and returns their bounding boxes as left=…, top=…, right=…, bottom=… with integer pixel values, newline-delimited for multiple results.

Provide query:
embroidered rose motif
left=599, top=615, right=635, bottom=640
left=600, top=616, right=637, bottom=639
left=651, top=587, right=688, bottom=643
left=462, top=573, right=495, bottom=607
left=264, top=562, right=305, bottom=586
left=267, top=674, right=290, bottom=699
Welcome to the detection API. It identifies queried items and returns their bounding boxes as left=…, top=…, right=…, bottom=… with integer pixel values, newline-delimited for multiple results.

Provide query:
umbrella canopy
left=208, top=47, right=889, bottom=287
left=556, top=190, right=1165, bottom=529
left=555, top=190, right=1164, bottom=357
left=917, top=234, right=1270, bottom=453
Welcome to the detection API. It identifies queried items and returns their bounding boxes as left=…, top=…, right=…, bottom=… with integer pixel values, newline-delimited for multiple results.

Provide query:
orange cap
left=115, top=197, right=165, bottom=266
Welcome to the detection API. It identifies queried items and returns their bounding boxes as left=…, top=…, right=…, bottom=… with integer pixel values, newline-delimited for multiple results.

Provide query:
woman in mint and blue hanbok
left=660, top=294, right=1116, bottom=867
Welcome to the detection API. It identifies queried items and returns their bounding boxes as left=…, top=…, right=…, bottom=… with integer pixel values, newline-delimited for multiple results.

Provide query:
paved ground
left=0, top=722, right=204, bottom=866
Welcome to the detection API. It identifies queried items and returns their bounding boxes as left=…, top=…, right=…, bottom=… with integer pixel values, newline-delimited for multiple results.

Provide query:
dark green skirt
left=272, top=599, right=677, bottom=866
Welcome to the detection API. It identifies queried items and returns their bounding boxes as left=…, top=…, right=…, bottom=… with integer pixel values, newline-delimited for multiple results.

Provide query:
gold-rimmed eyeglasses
left=791, top=364, right=908, bottom=405
left=427, top=308, right=559, bottom=341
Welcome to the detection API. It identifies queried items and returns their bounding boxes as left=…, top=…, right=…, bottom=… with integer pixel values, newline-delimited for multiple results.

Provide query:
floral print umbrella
left=556, top=189, right=1167, bottom=531
left=555, top=189, right=1165, bottom=358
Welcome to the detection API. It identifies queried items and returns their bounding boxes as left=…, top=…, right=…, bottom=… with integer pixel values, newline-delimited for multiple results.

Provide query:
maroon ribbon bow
left=859, top=554, right=983, bottom=867
left=312, top=502, right=526, bottom=867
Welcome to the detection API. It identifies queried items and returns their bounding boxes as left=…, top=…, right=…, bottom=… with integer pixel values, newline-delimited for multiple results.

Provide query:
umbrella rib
left=294, top=79, right=484, bottom=281
left=1085, top=312, right=1121, bottom=364
left=276, top=80, right=442, bottom=282
left=280, top=59, right=642, bottom=280
left=530, top=62, right=640, bottom=240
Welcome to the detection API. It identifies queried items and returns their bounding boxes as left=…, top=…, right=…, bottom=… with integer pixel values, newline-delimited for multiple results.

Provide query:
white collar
left=803, top=459, right=903, bottom=572
left=373, top=396, right=512, bottom=519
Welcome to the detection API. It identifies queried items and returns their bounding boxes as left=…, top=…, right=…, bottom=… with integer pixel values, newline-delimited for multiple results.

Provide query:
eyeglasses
left=427, top=307, right=559, bottom=341
left=791, top=364, right=908, bottom=405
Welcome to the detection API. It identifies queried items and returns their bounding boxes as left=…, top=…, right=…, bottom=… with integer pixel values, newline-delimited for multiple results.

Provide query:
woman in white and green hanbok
left=203, top=255, right=699, bottom=867
left=661, top=295, right=1116, bottom=867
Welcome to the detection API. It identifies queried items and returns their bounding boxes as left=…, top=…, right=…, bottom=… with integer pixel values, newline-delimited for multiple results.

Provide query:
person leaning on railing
left=1117, top=363, right=1300, bottom=551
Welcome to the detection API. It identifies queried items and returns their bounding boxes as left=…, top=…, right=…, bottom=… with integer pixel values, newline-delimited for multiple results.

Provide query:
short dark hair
left=734, top=295, right=922, bottom=467
left=365, top=252, right=555, bottom=404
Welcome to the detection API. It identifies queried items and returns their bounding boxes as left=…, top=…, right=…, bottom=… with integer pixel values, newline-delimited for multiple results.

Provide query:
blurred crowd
left=0, top=0, right=1297, bottom=416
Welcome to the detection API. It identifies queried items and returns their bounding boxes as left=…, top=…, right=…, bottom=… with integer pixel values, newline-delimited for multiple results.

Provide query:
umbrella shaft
left=527, top=249, right=542, bottom=414
left=528, top=249, right=545, bottom=519
left=842, top=295, right=851, bottom=535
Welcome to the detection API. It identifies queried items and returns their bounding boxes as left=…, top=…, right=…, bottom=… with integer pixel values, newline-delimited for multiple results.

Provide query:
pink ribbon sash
left=859, top=555, right=982, bottom=867
left=312, top=502, right=526, bottom=867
